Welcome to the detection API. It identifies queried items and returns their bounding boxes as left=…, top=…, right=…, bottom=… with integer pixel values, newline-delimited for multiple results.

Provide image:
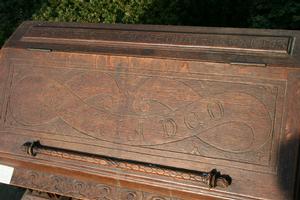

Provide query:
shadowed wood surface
left=0, top=21, right=300, bottom=199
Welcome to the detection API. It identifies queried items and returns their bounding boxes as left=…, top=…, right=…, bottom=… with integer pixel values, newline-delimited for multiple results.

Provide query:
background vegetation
left=1, top=0, right=300, bottom=46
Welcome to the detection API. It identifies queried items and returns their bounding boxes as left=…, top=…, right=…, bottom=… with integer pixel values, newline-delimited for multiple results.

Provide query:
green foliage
left=32, top=0, right=154, bottom=24
left=0, top=0, right=45, bottom=46
left=250, top=0, right=300, bottom=29
left=1, top=0, right=300, bottom=47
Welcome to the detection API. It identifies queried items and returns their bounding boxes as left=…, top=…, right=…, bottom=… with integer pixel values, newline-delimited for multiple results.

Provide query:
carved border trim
left=11, top=167, right=181, bottom=200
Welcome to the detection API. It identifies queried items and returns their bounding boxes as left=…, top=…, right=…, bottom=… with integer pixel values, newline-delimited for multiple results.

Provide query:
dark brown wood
left=4, top=21, right=300, bottom=67
left=21, top=190, right=73, bottom=200
left=0, top=21, right=300, bottom=200
left=22, top=140, right=231, bottom=188
left=15, top=168, right=180, bottom=200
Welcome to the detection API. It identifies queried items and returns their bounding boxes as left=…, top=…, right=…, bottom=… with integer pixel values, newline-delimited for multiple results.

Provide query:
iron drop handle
left=22, top=140, right=232, bottom=188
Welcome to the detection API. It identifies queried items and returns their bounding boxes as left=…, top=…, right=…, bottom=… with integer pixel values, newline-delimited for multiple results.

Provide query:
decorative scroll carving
left=0, top=62, right=283, bottom=172
left=12, top=168, right=181, bottom=200
left=21, top=190, right=63, bottom=200
left=10, top=71, right=272, bottom=153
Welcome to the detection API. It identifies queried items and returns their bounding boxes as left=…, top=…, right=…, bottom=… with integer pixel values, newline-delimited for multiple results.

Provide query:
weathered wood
left=0, top=21, right=300, bottom=199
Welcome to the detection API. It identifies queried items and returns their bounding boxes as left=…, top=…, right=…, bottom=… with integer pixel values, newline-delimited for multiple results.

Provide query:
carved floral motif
left=12, top=168, right=181, bottom=200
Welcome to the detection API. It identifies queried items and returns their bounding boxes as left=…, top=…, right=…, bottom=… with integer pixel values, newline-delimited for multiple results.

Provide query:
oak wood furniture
left=0, top=21, right=300, bottom=200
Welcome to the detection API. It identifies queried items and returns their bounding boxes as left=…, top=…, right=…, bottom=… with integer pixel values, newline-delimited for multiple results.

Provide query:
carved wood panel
left=3, top=62, right=285, bottom=173
left=24, top=24, right=293, bottom=55
left=1, top=21, right=300, bottom=200
left=12, top=168, right=181, bottom=200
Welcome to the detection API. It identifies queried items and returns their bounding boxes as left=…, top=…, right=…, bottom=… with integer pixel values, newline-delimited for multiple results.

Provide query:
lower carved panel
left=21, top=190, right=68, bottom=200
left=12, top=168, right=181, bottom=200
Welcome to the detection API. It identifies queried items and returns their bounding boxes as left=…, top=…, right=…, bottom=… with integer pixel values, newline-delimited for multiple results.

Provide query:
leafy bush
left=32, top=0, right=154, bottom=23
left=250, top=0, right=300, bottom=29
left=0, top=0, right=45, bottom=46
left=33, top=0, right=300, bottom=28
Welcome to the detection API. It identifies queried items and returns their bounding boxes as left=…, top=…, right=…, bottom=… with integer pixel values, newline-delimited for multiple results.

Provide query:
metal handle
left=22, top=140, right=232, bottom=188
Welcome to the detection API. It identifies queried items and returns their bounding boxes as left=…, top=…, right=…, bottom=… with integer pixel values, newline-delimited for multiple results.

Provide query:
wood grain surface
left=0, top=21, right=300, bottom=200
